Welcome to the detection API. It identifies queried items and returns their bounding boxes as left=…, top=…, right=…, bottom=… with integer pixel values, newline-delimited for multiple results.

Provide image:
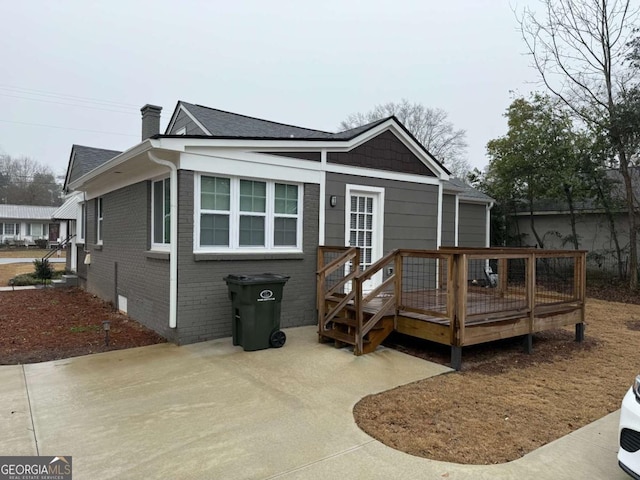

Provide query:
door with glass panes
left=345, top=186, right=383, bottom=292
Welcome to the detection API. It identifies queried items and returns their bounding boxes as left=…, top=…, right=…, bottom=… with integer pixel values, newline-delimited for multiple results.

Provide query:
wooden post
left=458, top=254, right=468, bottom=348
left=527, top=252, right=536, bottom=336
left=448, top=254, right=458, bottom=346
left=498, top=257, right=508, bottom=297
left=394, top=251, right=403, bottom=329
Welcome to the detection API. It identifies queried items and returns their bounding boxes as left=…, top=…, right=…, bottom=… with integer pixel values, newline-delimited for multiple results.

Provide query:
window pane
left=239, top=216, right=265, bottom=246
left=200, top=214, right=229, bottom=246
left=274, top=184, right=298, bottom=214
left=153, top=180, right=163, bottom=243
left=201, top=176, right=230, bottom=211
left=240, top=180, right=266, bottom=213
left=4, top=223, right=14, bottom=235
left=274, top=218, right=297, bottom=246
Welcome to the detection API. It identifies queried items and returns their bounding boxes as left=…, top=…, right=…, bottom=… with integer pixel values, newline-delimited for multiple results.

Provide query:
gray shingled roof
left=67, top=145, right=122, bottom=185
left=445, top=178, right=494, bottom=203
left=180, top=102, right=332, bottom=139
left=0, top=204, right=58, bottom=220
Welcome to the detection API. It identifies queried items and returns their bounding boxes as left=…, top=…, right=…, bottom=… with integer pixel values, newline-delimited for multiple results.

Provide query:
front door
left=345, top=185, right=384, bottom=292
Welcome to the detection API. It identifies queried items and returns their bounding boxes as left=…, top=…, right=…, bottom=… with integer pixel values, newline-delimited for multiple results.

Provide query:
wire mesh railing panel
left=320, top=249, right=353, bottom=296
left=465, top=257, right=528, bottom=316
left=535, top=256, right=576, bottom=305
left=400, top=255, right=448, bottom=314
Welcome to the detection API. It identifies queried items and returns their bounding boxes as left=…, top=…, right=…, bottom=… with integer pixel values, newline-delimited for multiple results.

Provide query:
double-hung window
left=152, top=178, right=171, bottom=248
left=2, top=223, right=18, bottom=236
left=97, top=198, right=103, bottom=245
left=197, top=174, right=302, bottom=251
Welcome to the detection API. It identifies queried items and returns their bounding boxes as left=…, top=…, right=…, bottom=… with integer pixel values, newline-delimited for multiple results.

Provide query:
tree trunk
left=618, top=150, right=639, bottom=290
left=528, top=194, right=545, bottom=248
left=563, top=183, right=580, bottom=250
left=595, top=180, right=625, bottom=280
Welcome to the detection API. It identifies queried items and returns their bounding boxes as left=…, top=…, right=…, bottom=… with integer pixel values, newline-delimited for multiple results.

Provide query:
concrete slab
left=0, top=365, right=37, bottom=455
left=23, top=326, right=450, bottom=479
left=5, top=325, right=626, bottom=479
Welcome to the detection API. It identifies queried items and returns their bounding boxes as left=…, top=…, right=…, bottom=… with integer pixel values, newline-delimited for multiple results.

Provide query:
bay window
left=196, top=174, right=302, bottom=251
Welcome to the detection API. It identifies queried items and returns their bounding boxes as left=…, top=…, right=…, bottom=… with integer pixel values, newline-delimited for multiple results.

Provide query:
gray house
left=61, top=101, right=493, bottom=344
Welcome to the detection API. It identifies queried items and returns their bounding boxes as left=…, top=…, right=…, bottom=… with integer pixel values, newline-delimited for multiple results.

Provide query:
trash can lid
left=224, top=273, right=290, bottom=284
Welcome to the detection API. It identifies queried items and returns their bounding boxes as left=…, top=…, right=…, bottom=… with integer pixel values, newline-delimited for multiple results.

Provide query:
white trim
left=344, top=184, right=385, bottom=289
left=319, top=149, right=327, bottom=245
left=326, top=163, right=441, bottom=186
left=175, top=127, right=186, bottom=136
left=436, top=183, right=443, bottom=248
left=454, top=195, right=460, bottom=247
left=194, top=173, right=303, bottom=253
left=485, top=203, right=493, bottom=247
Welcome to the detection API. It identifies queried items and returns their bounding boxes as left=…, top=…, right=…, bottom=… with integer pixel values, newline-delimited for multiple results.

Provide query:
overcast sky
left=1, top=0, right=539, bottom=179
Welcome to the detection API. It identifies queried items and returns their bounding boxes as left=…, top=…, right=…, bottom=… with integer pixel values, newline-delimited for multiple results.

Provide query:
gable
left=326, top=130, right=436, bottom=177
left=167, top=108, right=206, bottom=135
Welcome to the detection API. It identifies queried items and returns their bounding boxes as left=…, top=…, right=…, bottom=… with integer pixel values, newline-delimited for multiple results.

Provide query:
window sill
left=194, top=252, right=305, bottom=262
left=93, top=244, right=103, bottom=251
left=146, top=251, right=170, bottom=261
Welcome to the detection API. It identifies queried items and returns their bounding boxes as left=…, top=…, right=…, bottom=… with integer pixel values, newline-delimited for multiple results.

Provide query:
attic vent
left=289, top=134, right=294, bottom=138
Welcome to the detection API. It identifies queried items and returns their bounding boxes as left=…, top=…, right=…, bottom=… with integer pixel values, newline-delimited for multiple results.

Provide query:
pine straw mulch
left=354, top=288, right=640, bottom=465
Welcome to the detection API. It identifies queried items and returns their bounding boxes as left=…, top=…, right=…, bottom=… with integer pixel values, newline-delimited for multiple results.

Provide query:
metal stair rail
left=42, top=234, right=76, bottom=263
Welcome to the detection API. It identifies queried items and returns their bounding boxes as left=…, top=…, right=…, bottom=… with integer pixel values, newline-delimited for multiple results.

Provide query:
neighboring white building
left=0, top=204, right=65, bottom=247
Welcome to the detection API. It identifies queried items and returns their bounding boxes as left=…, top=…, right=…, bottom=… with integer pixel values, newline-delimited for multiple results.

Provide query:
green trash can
left=223, top=273, right=290, bottom=351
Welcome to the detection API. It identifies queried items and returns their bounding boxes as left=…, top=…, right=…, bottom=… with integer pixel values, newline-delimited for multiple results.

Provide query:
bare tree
left=519, top=0, right=640, bottom=289
left=340, top=99, right=470, bottom=178
left=0, top=155, right=61, bottom=206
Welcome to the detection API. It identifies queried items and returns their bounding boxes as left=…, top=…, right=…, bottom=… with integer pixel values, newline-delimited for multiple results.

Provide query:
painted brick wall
left=84, top=182, right=174, bottom=341
left=175, top=171, right=320, bottom=345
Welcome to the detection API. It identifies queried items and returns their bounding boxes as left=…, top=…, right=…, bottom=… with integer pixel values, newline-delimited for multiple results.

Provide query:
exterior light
left=102, top=320, right=111, bottom=346
left=330, top=195, right=337, bottom=208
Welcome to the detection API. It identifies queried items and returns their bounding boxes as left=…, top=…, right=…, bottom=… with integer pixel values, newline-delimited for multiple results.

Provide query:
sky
left=0, top=0, right=540, bottom=179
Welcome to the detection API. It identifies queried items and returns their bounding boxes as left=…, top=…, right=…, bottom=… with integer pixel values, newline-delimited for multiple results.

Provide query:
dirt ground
left=0, top=288, right=165, bottom=364
left=354, top=297, right=640, bottom=465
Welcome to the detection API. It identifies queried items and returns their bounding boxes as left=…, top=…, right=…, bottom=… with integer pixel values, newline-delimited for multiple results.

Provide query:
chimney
left=141, top=104, right=162, bottom=141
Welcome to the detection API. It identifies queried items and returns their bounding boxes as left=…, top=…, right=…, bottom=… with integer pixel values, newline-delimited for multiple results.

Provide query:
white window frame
left=28, top=223, right=47, bottom=238
left=77, top=203, right=86, bottom=244
left=2, top=223, right=19, bottom=236
left=175, top=127, right=187, bottom=135
left=96, top=197, right=103, bottom=245
left=151, top=176, right=171, bottom=251
left=194, top=173, right=303, bottom=253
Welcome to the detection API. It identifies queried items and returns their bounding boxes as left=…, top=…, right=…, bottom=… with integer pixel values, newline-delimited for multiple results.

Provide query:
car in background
left=619, top=375, right=640, bottom=479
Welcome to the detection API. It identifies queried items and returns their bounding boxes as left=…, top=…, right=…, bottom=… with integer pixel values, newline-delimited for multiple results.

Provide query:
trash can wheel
left=270, top=330, right=286, bottom=348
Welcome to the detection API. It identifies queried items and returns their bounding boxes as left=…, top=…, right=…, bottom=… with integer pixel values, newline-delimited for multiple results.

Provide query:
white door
left=345, top=185, right=384, bottom=292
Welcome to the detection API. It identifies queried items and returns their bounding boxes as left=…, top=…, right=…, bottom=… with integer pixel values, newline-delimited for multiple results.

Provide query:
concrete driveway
left=0, top=326, right=628, bottom=479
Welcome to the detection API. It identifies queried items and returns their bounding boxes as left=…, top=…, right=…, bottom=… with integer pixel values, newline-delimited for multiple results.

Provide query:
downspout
left=486, top=202, right=494, bottom=248
left=148, top=152, right=178, bottom=329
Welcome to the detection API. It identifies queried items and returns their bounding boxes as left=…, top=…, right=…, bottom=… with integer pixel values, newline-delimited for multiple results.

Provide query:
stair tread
left=331, top=317, right=385, bottom=330
left=320, top=329, right=370, bottom=345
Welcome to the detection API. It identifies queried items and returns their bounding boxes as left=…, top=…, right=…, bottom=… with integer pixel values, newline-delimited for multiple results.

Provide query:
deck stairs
left=319, top=295, right=395, bottom=355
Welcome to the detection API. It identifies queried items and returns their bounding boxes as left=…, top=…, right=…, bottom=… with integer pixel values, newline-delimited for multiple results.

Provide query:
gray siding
left=441, top=194, right=456, bottom=246
left=169, top=110, right=206, bottom=135
left=458, top=203, right=487, bottom=247
left=84, top=182, right=174, bottom=341
left=175, top=171, right=320, bottom=345
left=325, top=172, right=439, bottom=251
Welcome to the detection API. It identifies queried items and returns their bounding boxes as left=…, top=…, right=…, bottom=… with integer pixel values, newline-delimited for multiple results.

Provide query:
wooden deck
left=317, top=247, right=586, bottom=370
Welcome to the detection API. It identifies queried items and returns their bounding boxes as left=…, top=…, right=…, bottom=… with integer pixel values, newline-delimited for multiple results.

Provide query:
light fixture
left=330, top=195, right=337, bottom=207
left=102, top=320, right=111, bottom=346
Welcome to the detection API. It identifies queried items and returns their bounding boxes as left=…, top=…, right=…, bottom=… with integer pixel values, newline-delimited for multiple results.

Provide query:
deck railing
left=317, top=246, right=586, bottom=352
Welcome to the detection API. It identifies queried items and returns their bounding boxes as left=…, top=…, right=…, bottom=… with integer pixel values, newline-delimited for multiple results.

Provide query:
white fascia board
left=179, top=151, right=323, bottom=185
left=326, top=163, right=441, bottom=186
left=68, top=139, right=156, bottom=191
left=458, top=197, right=494, bottom=205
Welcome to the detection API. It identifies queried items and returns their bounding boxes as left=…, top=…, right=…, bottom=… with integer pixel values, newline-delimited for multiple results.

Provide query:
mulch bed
left=0, top=288, right=165, bottom=364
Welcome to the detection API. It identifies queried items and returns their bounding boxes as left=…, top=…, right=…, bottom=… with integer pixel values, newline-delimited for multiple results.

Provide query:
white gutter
left=148, top=152, right=178, bottom=329
left=486, top=202, right=494, bottom=248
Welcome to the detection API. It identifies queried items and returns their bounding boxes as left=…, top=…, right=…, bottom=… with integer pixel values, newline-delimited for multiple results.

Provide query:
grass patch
left=69, top=325, right=101, bottom=333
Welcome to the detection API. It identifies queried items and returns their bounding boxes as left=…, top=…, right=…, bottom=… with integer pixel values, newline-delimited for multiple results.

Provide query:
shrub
left=34, top=239, right=48, bottom=249
left=33, top=259, right=53, bottom=280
